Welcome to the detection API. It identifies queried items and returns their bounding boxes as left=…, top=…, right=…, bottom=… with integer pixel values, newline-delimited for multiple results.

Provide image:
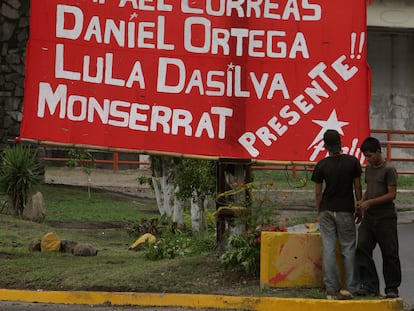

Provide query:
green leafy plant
left=126, top=213, right=180, bottom=238
left=143, top=231, right=215, bottom=260
left=138, top=212, right=216, bottom=260
left=137, top=175, right=151, bottom=185
left=0, top=144, right=40, bottom=215
left=66, top=148, right=95, bottom=197
left=219, top=181, right=288, bottom=276
left=66, top=148, right=95, bottom=173
left=221, top=222, right=287, bottom=277
left=126, top=217, right=160, bottom=237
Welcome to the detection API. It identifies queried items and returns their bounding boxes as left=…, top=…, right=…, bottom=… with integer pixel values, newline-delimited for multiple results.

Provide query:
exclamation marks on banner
left=350, top=32, right=365, bottom=59
left=93, top=0, right=105, bottom=4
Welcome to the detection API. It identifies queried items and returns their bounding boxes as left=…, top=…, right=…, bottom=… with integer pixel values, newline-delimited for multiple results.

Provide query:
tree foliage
left=149, top=156, right=217, bottom=232
left=175, top=159, right=216, bottom=232
left=174, top=159, right=216, bottom=201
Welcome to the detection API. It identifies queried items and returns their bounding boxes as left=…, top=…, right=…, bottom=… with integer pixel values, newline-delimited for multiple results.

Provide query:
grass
left=1, top=169, right=413, bottom=299
left=36, top=184, right=156, bottom=222
left=395, top=174, right=414, bottom=188
left=252, top=169, right=313, bottom=189
left=0, top=181, right=324, bottom=298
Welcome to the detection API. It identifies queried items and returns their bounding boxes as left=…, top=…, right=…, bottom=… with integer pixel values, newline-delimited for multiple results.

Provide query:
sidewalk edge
left=0, top=289, right=403, bottom=311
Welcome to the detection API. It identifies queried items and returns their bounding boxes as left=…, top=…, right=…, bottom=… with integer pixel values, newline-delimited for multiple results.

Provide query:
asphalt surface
left=0, top=301, right=197, bottom=311
left=376, top=222, right=414, bottom=308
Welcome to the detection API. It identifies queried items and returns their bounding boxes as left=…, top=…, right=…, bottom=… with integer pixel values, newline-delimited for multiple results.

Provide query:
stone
left=72, top=243, right=98, bottom=256
left=0, top=20, right=16, bottom=41
left=28, top=238, right=41, bottom=252
left=23, top=191, right=46, bottom=222
left=1, top=3, right=19, bottom=19
left=41, top=232, right=61, bottom=252
left=60, top=240, right=78, bottom=253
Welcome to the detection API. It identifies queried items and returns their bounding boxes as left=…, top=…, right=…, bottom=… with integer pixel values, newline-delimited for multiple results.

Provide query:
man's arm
left=353, top=176, right=363, bottom=201
left=353, top=176, right=363, bottom=223
left=314, top=183, right=323, bottom=215
left=359, top=185, right=397, bottom=212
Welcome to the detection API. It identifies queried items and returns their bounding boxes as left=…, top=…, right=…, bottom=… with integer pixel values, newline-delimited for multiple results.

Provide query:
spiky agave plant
left=0, top=144, right=40, bottom=215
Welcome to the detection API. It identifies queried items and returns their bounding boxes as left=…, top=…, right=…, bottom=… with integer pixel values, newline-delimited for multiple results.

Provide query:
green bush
left=219, top=181, right=288, bottom=276
left=0, top=144, right=40, bottom=215
left=144, top=231, right=215, bottom=260
left=220, top=223, right=287, bottom=277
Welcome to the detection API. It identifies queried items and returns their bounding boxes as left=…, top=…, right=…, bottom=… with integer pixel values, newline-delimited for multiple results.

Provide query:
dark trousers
left=356, top=214, right=401, bottom=294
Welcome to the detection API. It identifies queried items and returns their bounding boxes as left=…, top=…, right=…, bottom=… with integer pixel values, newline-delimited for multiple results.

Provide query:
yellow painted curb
left=0, top=289, right=403, bottom=311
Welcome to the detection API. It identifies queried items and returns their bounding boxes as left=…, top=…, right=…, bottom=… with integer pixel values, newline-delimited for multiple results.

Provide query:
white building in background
left=139, top=155, right=150, bottom=169
left=366, top=0, right=414, bottom=170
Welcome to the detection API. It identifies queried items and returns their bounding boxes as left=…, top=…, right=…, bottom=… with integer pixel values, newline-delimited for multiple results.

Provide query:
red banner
left=20, top=0, right=370, bottom=163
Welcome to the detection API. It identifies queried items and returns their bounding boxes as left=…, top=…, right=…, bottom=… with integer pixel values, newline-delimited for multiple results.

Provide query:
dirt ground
left=43, top=166, right=318, bottom=222
left=44, top=166, right=153, bottom=198
left=43, top=166, right=414, bottom=225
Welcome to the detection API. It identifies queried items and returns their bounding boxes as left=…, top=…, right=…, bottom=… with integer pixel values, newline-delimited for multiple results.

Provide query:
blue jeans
left=319, top=211, right=359, bottom=293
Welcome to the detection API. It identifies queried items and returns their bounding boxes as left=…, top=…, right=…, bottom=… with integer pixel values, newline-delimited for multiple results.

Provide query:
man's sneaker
left=326, top=291, right=337, bottom=300
left=338, top=289, right=354, bottom=300
left=356, top=288, right=379, bottom=297
left=385, top=289, right=399, bottom=299
left=326, top=290, right=353, bottom=300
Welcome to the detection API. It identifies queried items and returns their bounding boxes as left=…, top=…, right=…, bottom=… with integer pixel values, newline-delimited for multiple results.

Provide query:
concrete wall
left=367, top=0, right=414, bottom=170
left=368, top=30, right=414, bottom=131
left=367, top=28, right=414, bottom=170
left=367, top=0, right=414, bottom=29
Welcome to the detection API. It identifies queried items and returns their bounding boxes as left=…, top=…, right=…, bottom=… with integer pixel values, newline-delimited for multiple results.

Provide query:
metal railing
left=251, top=129, right=414, bottom=175
left=371, top=129, right=414, bottom=174
left=42, top=129, right=414, bottom=174
left=43, top=151, right=150, bottom=172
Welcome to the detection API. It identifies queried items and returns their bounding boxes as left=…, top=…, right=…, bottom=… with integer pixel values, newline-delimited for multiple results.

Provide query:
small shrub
left=66, top=148, right=95, bottom=173
left=126, top=217, right=160, bottom=237
left=137, top=176, right=151, bottom=185
left=221, top=223, right=287, bottom=277
left=219, top=181, right=287, bottom=276
left=126, top=214, right=177, bottom=238
left=66, top=148, right=95, bottom=197
left=143, top=231, right=215, bottom=260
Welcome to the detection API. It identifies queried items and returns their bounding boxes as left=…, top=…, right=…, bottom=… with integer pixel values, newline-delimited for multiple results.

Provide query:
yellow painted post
left=260, top=232, right=345, bottom=288
left=260, top=232, right=323, bottom=288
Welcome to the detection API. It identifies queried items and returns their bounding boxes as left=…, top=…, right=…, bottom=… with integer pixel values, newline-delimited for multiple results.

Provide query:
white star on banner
left=130, top=12, right=139, bottom=20
left=227, top=62, right=235, bottom=71
left=308, top=109, right=350, bottom=149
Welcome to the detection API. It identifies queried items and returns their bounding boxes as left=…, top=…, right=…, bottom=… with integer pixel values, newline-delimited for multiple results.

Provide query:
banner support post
left=216, top=158, right=252, bottom=249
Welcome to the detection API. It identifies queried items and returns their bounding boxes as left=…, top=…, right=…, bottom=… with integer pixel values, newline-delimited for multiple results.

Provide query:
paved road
left=374, top=221, right=414, bottom=308
left=0, top=301, right=200, bottom=311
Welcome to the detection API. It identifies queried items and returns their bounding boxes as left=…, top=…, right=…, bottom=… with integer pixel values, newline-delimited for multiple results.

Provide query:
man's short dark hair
left=323, top=129, right=341, bottom=152
left=360, top=137, right=382, bottom=153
